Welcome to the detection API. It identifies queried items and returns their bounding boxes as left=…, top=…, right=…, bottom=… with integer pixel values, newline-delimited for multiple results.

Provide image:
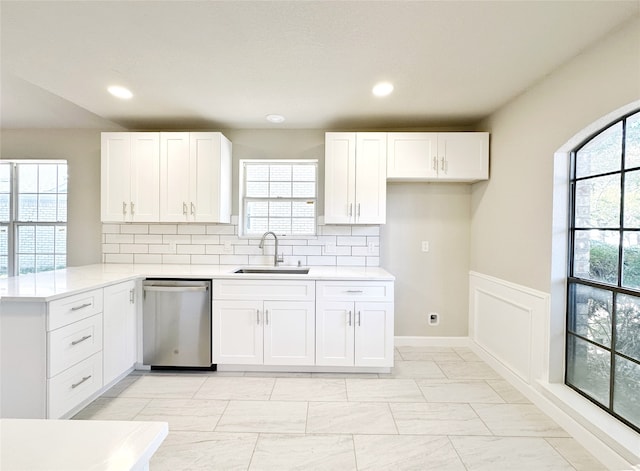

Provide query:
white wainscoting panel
left=469, top=271, right=550, bottom=385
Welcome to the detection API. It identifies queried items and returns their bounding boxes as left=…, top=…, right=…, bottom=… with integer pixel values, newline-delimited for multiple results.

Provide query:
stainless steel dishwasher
left=142, top=279, right=212, bottom=369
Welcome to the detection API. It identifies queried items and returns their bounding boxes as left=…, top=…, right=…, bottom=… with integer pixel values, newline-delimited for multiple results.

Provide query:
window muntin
left=567, top=110, right=640, bottom=432
left=240, top=160, right=317, bottom=237
left=0, top=161, right=67, bottom=278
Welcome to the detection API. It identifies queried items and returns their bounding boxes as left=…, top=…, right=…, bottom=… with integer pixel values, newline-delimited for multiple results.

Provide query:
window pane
left=566, top=335, right=610, bottom=406
left=36, top=226, right=54, bottom=253
left=622, top=236, right=640, bottom=289
left=576, top=122, right=622, bottom=178
left=616, top=294, right=640, bottom=361
left=0, top=194, right=9, bottom=222
left=55, top=255, right=66, bottom=270
left=269, top=165, right=291, bottom=182
left=623, top=170, right=639, bottom=228
left=269, top=218, right=291, bottom=234
left=568, top=283, right=612, bottom=347
left=36, top=254, right=54, bottom=272
left=58, top=164, right=68, bottom=192
left=246, top=217, right=268, bottom=234
left=246, top=164, right=269, bottom=181
left=0, top=163, right=10, bottom=193
left=0, top=225, right=8, bottom=277
left=573, top=230, right=619, bottom=284
left=17, top=226, right=35, bottom=254
left=574, top=174, right=620, bottom=228
left=246, top=181, right=268, bottom=197
left=246, top=201, right=268, bottom=217
left=293, top=165, right=316, bottom=182
left=613, top=355, right=640, bottom=428
left=18, top=194, right=38, bottom=221
left=269, top=201, right=291, bottom=218
left=626, top=111, right=640, bottom=169
left=292, top=201, right=315, bottom=218
left=293, top=182, right=315, bottom=197
left=38, top=165, right=58, bottom=193
left=269, top=181, right=291, bottom=198
left=37, top=194, right=58, bottom=221
left=18, top=164, right=38, bottom=193
left=55, top=226, right=67, bottom=254
left=57, top=194, right=67, bottom=222
left=18, top=254, right=35, bottom=275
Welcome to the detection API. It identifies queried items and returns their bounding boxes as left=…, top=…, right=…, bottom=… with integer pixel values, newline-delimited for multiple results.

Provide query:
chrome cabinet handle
left=129, top=288, right=135, bottom=304
left=345, top=290, right=363, bottom=294
left=266, top=309, right=269, bottom=325
left=122, top=202, right=127, bottom=215
left=71, top=334, right=92, bottom=346
left=357, top=311, right=361, bottom=327
left=71, top=302, right=92, bottom=311
left=348, top=310, right=352, bottom=326
left=440, top=157, right=445, bottom=171
left=432, top=156, right=437, bottom=171
left=257, top=309, right=260, bottom=325
left=190, top=202, right=195, bottom=215
left=183, top=202, right=188, bottom=216
left=348, top=203, right=353, bottom=217
left=357, top=203, right=361, bottom=217
left=71, top=375, right=92, bottom=389
left=130, top=201, right=135, bottom=215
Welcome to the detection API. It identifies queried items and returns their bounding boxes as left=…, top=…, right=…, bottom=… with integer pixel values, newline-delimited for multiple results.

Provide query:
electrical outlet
left=223, top=241, right=233, bottom=253
left=367, top=241, right=376, bottom=254
left=428, top=312, right=439, bottom=326
left=421, top=241, right=430, bottom=252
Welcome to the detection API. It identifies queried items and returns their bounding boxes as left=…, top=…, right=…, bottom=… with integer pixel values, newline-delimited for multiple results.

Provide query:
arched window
left=566, top=110, right=640, bottom=432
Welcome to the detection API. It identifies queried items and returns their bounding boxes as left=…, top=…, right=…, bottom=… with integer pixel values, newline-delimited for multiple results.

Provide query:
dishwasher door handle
left=143, top=286, right=209, bottom=292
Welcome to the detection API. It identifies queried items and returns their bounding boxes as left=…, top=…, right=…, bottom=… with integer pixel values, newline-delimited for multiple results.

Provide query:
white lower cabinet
left=212, top=280, right=315, bottom=366
left=103, top=280, right=137, bottom=386
left=316, top=282, right=394, bottom=367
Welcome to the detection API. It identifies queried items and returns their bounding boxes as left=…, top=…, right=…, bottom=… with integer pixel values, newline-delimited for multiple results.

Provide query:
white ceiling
left=1, top=1, right=638, bottom=130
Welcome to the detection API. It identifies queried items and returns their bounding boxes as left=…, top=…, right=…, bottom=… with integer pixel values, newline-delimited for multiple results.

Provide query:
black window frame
left=566, top=109, right=640, bottom=433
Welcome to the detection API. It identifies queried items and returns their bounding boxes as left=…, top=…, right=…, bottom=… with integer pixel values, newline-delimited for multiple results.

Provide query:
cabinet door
left=355, top=133, right=386, bottom=224
left=437, top=132, right=489, bottom=182
left=160, top=132, right=191, bottom=221
left=263, top=301, right=315, bottom=366
left=387, top=132, right=438, bottom=180
left=315, top=301, right=354, bottom=366
left=130, top=133, right=160, bottom=222
left=189, top=132, right=232, bottom=223
left=324, top=133, right=356, bottom=224
left=213, top=300, right=263, bottom=364
left=354, top=302, right=394, bottom=367
left=101, top=133, right=131, bottom=222
left=103, top=281, right=137, bottom=385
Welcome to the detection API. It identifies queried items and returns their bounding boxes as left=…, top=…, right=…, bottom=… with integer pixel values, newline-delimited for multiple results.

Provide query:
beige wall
left=0, top=129, right=103, bottom=267
left=381, top=183, right=471, bottom=336
left=471, top=15, right=640, bottom=292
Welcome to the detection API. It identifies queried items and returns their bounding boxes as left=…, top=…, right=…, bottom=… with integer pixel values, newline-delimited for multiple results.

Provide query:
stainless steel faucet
left=259, top=231, right=284, bottom=267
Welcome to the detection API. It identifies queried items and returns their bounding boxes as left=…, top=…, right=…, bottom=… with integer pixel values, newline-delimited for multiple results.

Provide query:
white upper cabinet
left=324, top=132, right=387, bottom=224
left=101, top=133, right=160, bottom=222
left=386, top=132, right=489, bottom=182
left=160, top=132, right=232, bottom=223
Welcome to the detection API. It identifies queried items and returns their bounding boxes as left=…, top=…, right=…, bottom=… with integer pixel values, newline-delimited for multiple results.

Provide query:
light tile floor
left=73, top=346, right=607, bottom=470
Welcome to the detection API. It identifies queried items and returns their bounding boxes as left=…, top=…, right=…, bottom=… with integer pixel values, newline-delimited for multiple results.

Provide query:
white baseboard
left=394, top=336, right=471, bottom=347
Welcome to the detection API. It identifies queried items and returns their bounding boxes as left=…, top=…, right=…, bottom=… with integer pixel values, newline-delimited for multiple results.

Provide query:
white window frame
left=238, top=159, right=318, bottom=238
left=0, top=160, right=68, bottom=278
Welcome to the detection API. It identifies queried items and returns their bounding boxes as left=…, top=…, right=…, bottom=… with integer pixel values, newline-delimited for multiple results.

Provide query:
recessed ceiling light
left=107, top=85, right=133, bottom=100
left=372, top=82, right=394, bottom=97
left=266, top=114, right=285, bottom=123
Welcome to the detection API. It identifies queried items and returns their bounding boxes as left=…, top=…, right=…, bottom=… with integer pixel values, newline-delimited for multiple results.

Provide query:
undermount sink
left=233, top=267, right=310, bottom=275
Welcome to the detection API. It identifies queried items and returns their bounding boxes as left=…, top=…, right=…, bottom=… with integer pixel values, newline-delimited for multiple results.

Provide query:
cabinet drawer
left=48, top=314, right=103, bottom=378
left=213, top=280, right=315, bottom=301
left=48, top=289, right=104, bottom=331
left=48, top=352, right=103, bottom=419
left=316, top=281, right=394, bottom=302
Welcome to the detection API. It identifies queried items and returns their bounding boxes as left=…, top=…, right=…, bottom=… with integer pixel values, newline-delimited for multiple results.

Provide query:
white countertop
left=0, top=418, right=168, bottom=471
left=0, top=263, right=395, bottom=302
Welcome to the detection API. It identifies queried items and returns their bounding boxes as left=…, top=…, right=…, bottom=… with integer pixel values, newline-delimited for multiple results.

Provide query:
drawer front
left=48, top=352, right=103, bottom=419
left=48, top=289, right=104, bottom=331
left=316, top=281, right=394, bottom=302
left=48, top=313, right=103, bottom=378
left=213, top=280, right=315, bottom=301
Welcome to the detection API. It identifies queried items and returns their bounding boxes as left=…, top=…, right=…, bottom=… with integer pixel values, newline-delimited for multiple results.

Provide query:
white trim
left=393, top=336, right=471, bottom=347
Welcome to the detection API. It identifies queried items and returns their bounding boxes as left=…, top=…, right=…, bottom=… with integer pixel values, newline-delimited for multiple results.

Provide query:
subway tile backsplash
left=102, top=218, right=380, bottom=267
